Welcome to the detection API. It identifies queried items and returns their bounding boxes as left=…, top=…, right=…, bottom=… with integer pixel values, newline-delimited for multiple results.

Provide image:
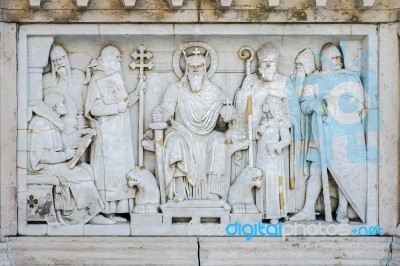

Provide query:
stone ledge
left=199, top=237, right=394, bottom=265
left=3, top=237, right=198, bottom=265
left=1, top=236, right=399, bottom=265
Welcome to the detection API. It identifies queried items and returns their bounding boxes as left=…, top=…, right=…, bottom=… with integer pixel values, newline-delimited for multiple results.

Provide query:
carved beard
left=259, top=66, right=277, bottom=82
left=295, top=65, right=306, bottom=78
left=109, top=62, right=122, bottom=73
left=188, top=72, right=204, bottom=92
left=56, top=66, right=69, bottom=80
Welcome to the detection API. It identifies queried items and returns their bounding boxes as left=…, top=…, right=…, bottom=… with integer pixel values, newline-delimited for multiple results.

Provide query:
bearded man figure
left=84, top=45, right=138, bottom=222
left=153, top=48, right=236, bottom=202
left=233, top=44, right=301, bottom=214
left=43, top=44, right=90, bottom=148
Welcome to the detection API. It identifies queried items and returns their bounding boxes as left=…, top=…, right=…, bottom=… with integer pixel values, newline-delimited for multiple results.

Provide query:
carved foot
left=245, top=204, right=258, bottom=214
left=105, top=214, right=128, bottom=223
left=88, top=214, right=117, bottom=225
left=206, top=194, right=220, bottom=200
left=231, top=204, right=246, bottom=214
left=288, top=209, right=316, bottom=222
left=336, top=211, right=349, bottom=224
left=270, top=219, right=279, bottom=224
left=133, top=204, right=159, bottom=214
left=173, top=194, right=185, bottom=203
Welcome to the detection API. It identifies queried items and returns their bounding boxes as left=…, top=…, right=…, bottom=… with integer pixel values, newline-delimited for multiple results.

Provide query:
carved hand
left=143, top=129, right=154, bottom=140
left=64, top=148, right=76, bottom=160
left=118, top=99, right=128, bottom=113
left=311, top=100, right=325, bottom=116
left=152, top=106, right=164, bottom=122
left=266, top=144, right=276, bottom=155
left=79, top=128, right=96, bottom=136
left=220, top=105, right=236, bottom=123
left=242, top=74, right=254, bottom=89
left=137, top=80, right=147, bottom=93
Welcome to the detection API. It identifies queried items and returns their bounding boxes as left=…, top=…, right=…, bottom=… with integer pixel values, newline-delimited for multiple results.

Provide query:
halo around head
left=173, top=41, right=217, bottom=79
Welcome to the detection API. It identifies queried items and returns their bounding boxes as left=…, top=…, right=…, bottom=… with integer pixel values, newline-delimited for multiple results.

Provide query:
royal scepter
left=239, top=47, right=255, bottom=167
left=130, top=45, right=154, bottom=167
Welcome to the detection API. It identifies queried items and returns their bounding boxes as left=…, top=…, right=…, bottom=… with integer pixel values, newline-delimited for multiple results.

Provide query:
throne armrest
left=27, top=174, right=59, bottom=186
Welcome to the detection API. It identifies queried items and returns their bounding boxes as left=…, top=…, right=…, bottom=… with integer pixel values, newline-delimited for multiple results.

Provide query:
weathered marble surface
left=0, top=23, right=17, bottom=236
left=0, top=236, right=398, bottom=265
left=0, top=0, right=399, bottom=23
left=15, top=24, right=380, bottom=236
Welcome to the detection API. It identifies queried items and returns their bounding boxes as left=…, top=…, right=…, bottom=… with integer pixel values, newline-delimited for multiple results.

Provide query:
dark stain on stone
left=245, top=10, right=270, bottom=22
left=349, top=14, right=361, bottom=22
left=37, top=200, right=53, bottom=219
left=287, top=10, right=307, bottom=21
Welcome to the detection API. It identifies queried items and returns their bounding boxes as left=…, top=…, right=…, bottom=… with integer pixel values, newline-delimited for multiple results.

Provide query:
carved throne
left=143, top=121, right=249, bottom=227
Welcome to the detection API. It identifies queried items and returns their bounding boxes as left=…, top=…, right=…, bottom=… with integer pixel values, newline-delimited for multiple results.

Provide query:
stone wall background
left=0, top=0, right=399, bottom=264
left=0, top=0, right=398, bottom=23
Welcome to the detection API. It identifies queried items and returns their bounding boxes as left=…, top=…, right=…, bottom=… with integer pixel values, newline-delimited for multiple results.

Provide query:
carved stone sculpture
left=290, top=42, right=367, bottom=223
left=127, top=168, right=160, bottom=214
left=256, top=95, right=291, bottom=223
left=291, top=48, right=320, bottom=211
left=43, top=44, right=88, bottom=148
left=228, top=166, right=262, bottom=214
left=28, top=92, right=115, bottom=225
left=152, top=43, right=236, bottom=202
left=84, top=45, right=138, bottom=222
left=233, top=43, right=299, bottom=213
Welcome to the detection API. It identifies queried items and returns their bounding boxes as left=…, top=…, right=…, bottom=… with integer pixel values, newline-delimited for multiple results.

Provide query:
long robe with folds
left=85, top=70, right=136, bottom=214
left=232, top=73, right=300, bottom=213
left=160, top=79, right=228, bottom=200
left=300, top=69, right=367, bottom=222
left=28, top=104, right=104, bottom=225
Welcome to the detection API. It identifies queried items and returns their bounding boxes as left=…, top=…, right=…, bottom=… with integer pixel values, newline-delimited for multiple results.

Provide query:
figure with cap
left=290, top=48, right=320, bottom=212
left=152, top=47, right=236, bottom=202
left=290, top=42, right=367, bottom=224
left=232, top=43, right=300, bottom=218
left=84, top=45, right=141, bottom=222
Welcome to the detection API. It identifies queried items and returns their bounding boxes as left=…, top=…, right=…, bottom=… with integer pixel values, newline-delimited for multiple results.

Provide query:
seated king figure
left=152, top=48, right=236, bottom=202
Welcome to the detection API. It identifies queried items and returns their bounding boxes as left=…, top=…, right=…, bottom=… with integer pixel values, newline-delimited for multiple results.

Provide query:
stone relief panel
left=17, top=25, right=379, bottom=236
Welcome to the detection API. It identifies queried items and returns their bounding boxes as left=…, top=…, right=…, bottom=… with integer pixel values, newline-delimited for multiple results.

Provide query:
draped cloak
left=28, top=103, right=104, bottom=225
left=300, top=69, right=367, bottom=222
left=160, top=80, right=227, bottom=199
left=84, top=70, right=136, bottom=213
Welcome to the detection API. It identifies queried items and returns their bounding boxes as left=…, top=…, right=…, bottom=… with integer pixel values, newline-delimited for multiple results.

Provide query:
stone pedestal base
left=230, top=214, right=262, bottom=224
left=160, top=200, right=230, bottom=226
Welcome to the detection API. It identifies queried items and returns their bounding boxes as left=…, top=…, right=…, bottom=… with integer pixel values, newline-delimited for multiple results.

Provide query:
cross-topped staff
left=130, top=45, right=154, bottom=167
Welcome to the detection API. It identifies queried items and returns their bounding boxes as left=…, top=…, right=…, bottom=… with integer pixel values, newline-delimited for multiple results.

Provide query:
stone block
left=75, top=0, right=91, bottom=8
left=167, top=0, right=185, bottom=8
left=230, top=214, right=262, bottom=224
left=29, top=0, right=43, bottom=9
left=363, top=0, right=375, bottom=7
left=217, top=0, right=233, bottom=7
left=199, top=237, right=392, bottom=265
left=121, top=0, right=137, bottom=8
left=83, top=223, right=131, bottom=236
left=130, top=213, right=163, bottom=224
left=5, top=237, right=198, bottom=265
left=315, top=0, right=328, bottom=7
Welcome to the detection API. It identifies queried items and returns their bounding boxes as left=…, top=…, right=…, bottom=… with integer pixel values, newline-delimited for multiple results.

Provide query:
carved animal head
left=239, top=167, right=263, bottom=189
left=126, top=167, right=156, bottom=189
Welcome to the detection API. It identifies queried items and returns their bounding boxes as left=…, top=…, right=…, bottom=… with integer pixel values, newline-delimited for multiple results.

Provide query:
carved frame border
left=17, top=24, right=380, bottom=236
